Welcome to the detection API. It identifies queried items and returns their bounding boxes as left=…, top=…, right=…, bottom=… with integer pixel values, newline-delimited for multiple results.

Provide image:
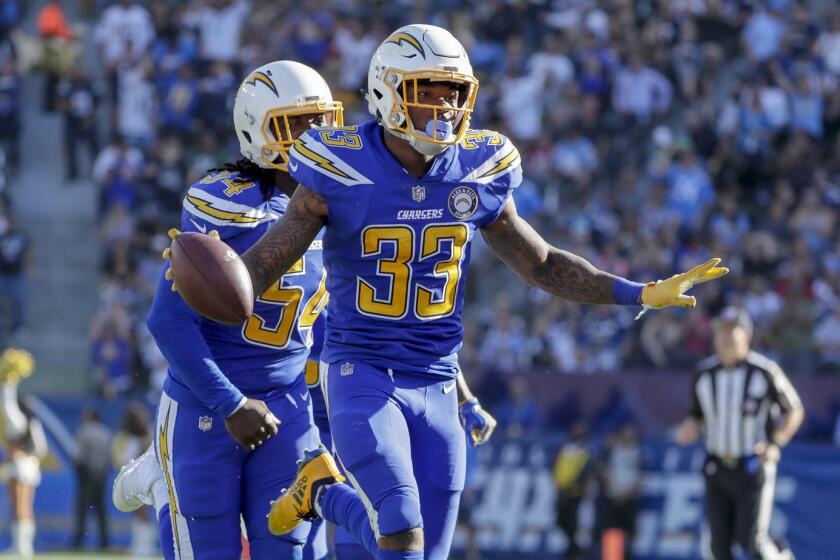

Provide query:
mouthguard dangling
left=425, top=119, right=454, bottom=142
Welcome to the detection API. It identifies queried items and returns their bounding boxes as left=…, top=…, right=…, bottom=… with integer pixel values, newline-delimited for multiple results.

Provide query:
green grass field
left=0, top=554, right=158, bottom=559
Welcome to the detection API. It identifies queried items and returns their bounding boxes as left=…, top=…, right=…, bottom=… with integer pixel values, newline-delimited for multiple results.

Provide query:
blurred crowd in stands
left=0, top=0, right=839, bottom=404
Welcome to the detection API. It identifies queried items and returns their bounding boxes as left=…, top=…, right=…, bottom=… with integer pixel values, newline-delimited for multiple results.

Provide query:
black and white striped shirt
left=689, top=351, right=802, bottom=459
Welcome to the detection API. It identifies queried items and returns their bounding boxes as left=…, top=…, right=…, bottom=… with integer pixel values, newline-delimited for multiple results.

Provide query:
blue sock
left=157, top=503, right=175, bottom=560
left=320, top=484, right=379, bottom=556
left=378, top=551, right=423, bottom=560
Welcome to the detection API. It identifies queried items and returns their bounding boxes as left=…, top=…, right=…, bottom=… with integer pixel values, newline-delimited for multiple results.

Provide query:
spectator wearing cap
left=676, top=306, right=804, bottom=560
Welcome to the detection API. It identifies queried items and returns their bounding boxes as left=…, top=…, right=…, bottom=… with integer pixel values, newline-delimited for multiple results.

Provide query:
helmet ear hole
left=373, top=88, right=384, bottom=100
left=241, top=130, right=252, bottom=144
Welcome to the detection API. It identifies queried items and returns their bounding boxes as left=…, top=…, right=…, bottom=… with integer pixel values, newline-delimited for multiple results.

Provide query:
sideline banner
left=466, top=437, right=838, bottom=560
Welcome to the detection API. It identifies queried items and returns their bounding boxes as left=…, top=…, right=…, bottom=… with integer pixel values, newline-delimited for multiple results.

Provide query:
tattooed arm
left=481, top=198, right=620, bottom=304
left=241, top=185, right=327, bottom=296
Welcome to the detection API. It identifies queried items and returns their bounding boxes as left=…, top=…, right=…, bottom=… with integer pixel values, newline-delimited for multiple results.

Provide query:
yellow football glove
left=162, top=228, right=219, bottom=291
left=0, top=348, right=35, bottom=384
left=637, top=258, right=729, bottom=319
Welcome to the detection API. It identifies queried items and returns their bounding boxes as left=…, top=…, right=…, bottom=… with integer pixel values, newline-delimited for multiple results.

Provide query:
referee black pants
left=703, top=456, right=788, bottom=560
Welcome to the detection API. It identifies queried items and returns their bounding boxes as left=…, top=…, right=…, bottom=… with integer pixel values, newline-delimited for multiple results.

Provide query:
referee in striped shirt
left=676, top=306, right=804, bottom=560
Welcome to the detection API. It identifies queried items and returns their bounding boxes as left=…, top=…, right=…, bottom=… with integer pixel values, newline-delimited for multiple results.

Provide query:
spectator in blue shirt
left=159, top=65, right=198, bottom=135
left=197, top=61, right=235, bottom=137
left=666, top=149, right=715, bottom=229
left=0, top=57, right=19, bottom=172
left=742, top=8, right=786, bottom=63
left=495, top=377, right=543, bottom=437
left=0, top=0, right=19, bottom=33
left=91, top=312, right=132, bottom=397
left=789, top=74, right=823, bottom=138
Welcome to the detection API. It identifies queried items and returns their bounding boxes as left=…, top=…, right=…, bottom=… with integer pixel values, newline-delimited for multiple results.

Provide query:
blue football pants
left=155, top=375, right=320, bottom=559
left=323, top=361, right=465, bottom=560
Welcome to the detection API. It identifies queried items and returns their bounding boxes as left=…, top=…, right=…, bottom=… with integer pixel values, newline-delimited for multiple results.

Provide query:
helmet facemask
left=259, top=102, right=344, bottom=171
left=378, top=69, right=478, bottom=155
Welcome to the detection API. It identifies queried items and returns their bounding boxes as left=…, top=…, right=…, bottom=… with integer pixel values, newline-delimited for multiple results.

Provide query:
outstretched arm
left=481, top=199, right=620, bottom=304
left=481, top=198, right=727, bottom=308
left=241, top=185, right=328, bottom=296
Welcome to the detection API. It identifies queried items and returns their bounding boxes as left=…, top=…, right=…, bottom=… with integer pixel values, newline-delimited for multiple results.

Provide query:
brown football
left=169, top=232, right=254, bottom=324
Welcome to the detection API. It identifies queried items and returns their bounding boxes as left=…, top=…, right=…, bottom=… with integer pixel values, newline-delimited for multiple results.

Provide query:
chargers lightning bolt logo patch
left=244, top=71, right=278, bottom=97
left=185, top=195, right=262, bottom=224
left=385, top=32, right=425, bottom=58
left=291, top=139, right=354, bottom=180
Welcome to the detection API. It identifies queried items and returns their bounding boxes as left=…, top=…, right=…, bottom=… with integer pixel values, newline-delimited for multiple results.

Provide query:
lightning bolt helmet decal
left=385, top=32, right=426, bottom=58
left=243, top=71, right=279, bottom=97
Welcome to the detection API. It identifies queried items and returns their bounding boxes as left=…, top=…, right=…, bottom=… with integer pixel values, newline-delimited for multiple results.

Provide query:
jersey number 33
left=357, top=223, right=468, bottom=320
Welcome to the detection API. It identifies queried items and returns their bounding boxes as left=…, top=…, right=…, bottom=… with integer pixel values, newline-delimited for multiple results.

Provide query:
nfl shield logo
left=198, top=416, right=213, bottom=432
left=412, top=185, right=426, bottom=202
left=340, top=362, right=355, bottom=376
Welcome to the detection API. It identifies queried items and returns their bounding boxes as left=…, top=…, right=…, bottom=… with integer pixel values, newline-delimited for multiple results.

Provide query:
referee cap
left=714, top=306, right=754, bottom=335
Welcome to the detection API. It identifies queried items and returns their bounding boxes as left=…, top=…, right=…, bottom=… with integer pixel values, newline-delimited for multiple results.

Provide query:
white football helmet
left=367, top=24, right=479, bottom=156
left=233, top=60, right=343, bottom=171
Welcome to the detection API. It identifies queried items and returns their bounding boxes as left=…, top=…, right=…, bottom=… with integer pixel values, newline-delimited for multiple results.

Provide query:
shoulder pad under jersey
left=288, top=126, right=374, bottom=190
left=181, top=170, right=276, bottom=239
left=457, top=129, right=523, bottom=187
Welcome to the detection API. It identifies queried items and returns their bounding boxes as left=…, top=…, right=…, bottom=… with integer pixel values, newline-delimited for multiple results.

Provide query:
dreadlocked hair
left=208, top=158, right=278, bottom=201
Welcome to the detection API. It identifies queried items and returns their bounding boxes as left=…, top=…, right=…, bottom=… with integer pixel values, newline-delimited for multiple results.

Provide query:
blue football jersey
left=288, top=120, right=522, bottom=377
left=165, top=170, right=328, bottom=400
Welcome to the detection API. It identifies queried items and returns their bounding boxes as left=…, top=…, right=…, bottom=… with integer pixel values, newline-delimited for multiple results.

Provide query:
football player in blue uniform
left=304, top=313, right=374, bottom=560
left=197, top=24, right=727, bottom=560
left=112, top=60, right=342, bottom=560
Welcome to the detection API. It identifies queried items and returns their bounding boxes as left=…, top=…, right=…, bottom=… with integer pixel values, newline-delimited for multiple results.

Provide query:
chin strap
left=410, top=136, right=450, bottom=156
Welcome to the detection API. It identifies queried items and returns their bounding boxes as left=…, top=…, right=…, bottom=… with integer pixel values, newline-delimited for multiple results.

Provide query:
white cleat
left=112, top=445, right=163, bottom=512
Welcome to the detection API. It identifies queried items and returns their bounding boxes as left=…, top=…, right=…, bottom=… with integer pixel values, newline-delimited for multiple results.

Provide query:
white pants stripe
left=156, top=392, right=194, bottom=560
left=756, top=461, right=786, bottom=559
